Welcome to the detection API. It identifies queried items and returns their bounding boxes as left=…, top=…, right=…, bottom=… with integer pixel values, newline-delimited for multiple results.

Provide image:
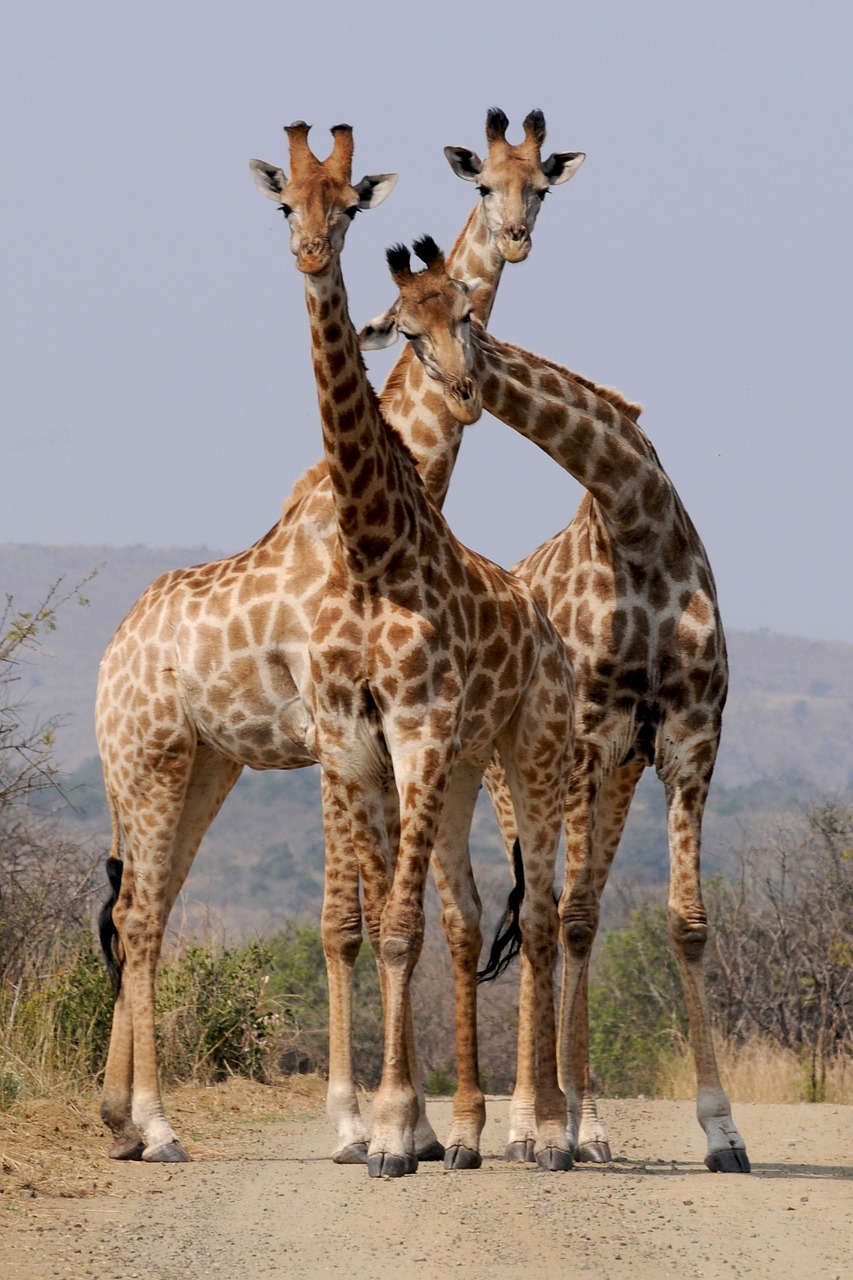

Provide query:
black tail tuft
left=98, top=856, right=124, bottom=996
left=477, top=839, right=525, bottom=984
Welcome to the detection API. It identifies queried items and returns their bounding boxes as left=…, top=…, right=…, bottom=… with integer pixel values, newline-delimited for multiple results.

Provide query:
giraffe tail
left=97, top=790, right=125, bottom=995
left=477, top=839, right=525, bottom=984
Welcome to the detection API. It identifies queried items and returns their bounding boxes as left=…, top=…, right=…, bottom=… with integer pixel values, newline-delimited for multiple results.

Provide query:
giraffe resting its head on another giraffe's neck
left=375, top=240, right=481, bottom=424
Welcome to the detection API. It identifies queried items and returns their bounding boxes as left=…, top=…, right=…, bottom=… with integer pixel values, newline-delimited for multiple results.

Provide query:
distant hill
left=4, top=542, right=852, bottom=933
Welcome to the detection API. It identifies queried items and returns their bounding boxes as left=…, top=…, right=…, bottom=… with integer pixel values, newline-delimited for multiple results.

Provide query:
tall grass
left=659, top=1033, right=853, bottom=1104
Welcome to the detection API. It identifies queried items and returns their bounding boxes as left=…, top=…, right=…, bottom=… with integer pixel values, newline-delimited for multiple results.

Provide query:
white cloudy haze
left=2, top=1, right=851, bottom=642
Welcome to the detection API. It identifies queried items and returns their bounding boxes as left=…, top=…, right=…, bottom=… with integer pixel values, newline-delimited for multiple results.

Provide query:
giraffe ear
left=354, top=173, right=398, bottom=210
left=542, top=151, right=586, bottom=187
left=444, top=146, right=484, bottom=182
left=358, top=308, right=399, bottom=351
left=249, top=159, right=288, bottom=201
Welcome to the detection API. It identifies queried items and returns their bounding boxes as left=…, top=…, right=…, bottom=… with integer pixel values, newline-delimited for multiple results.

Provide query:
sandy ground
left=1, top=1082, right=851, bottom=1279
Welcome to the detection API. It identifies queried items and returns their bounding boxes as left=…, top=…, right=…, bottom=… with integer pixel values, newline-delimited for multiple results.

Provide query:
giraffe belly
left=178, top=665, right=317, bottom=772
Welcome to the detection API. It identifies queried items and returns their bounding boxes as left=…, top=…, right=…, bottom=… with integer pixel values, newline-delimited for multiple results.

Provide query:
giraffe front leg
left=366, top=773, right=441, bottom=1178
left=406, top=1003, right=445, bottom=1162
left=368, top=950, right=420, bottom=1179
left=506, top=954, right=538, bottom=1163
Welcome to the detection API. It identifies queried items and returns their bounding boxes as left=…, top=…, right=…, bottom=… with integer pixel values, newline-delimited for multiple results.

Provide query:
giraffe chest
left=308, top=574, right=546, bottom=772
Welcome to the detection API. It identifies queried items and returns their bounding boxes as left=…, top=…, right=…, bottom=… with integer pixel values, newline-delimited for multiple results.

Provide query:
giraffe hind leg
left=100, top=745, right=241, bottom=1163
left=661, top=753, right=750, bottom=1173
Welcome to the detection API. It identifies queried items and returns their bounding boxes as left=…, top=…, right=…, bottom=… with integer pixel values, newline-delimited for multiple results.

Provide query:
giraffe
left=363, top=238, right=751, bottom=1173
left=94, top=112, right=581, bottom=1166
left=259, top=120, right=575, bottom=1177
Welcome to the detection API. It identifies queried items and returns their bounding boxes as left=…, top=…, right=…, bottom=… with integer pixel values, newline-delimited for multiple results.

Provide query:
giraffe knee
left=322, top=919, right=363, bottom=965
left=563, top=921, right=596, bottom=959
left=669, top=913, right=708, bottom=963
left=560, top=894, right=599, bottom=959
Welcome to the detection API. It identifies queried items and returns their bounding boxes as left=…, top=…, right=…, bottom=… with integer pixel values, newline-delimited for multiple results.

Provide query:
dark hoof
left=416, top=1140, right=446, bottom=1162
left=443, top=1144, right=482, bottom=1171
left=705, top=1146, right=751, bottom=1173
left=333, top=1142, right=369, bottom=1165
left=141, top=1140, right=192, bottom=1163
left=107, top=1136, right=144, bottom=1161
left=576, top=1140, right=612, bottom=1164
left=536, top=1146, right=574, bottom=1172
left=506, top=1139, right=537, bottom=1163
left=367, top=1152, right=417, bottom=1179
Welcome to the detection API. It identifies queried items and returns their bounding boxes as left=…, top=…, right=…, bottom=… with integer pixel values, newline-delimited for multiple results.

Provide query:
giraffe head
left=249, top=122, right=397, bottom=274
left=359, top=236, right=481, bottom=424
left=444, top=108, right=585, bottom=263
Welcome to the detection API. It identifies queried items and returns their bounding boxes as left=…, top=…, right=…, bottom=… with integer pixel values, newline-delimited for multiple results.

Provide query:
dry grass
left=0, top=1074, right=326, bottom=1206
left=659, top=1034, right=853, bottom=1104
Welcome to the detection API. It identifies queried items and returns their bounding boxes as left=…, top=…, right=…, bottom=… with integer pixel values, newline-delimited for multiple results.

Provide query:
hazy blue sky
left=2, top=2, right=851, bottom=643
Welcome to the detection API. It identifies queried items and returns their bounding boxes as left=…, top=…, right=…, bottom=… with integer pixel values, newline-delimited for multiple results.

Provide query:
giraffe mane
left=280, top=458, right=331, bottom=519
left=498, top=338, right=644, bottom=420
left=379, top=342, right=416, bottom=411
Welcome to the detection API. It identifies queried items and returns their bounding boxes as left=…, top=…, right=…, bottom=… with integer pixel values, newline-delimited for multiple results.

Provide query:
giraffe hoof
left=536, top=1146, right=574, bottom=1172
left=705, top=1146, right=751, bottom=1173
left=416, top=1140, right=446, bottom=1162
left=367, top=1152, right=417, bottom=1179
left=505, top=1139, right=536, bottom=1164
left=443, top=1144, right=482, bottom=1171
left=333, top=1142, right=369, bottom=1165
left=142, top=1140, right=192, bottom=1163
left=576, top=1140, right=612, bottom=1164
left=107, top=1137, right=145, bottom=1161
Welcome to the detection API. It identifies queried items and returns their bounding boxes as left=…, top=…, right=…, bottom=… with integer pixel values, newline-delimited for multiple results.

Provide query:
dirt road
left=2, top=1088, right=851, bottom=1279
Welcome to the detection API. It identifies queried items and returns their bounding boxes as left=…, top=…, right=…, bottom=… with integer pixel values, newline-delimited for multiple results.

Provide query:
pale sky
left=2, top=1, right=851, bottom=643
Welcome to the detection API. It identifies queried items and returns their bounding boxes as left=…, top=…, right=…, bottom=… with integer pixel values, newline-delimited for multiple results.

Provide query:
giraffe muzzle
left=297, top=238, right=334, bottom=274
left=448, top=377, right=482, bottom=425
left=500, top=225, right=532, bottom=263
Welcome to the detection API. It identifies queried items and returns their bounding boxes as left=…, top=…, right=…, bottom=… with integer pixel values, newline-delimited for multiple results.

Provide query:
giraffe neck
left=379, top=203, right=505, bottom=507
left=475, top=330, right=677, bottom=549
left=304, top=260, right=415, bottom=577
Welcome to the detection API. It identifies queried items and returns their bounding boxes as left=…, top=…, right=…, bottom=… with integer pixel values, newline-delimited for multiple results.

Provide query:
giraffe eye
left=477, top=184, right=491, bottom=198
left=344, top=205, right=360, bottom=220
left=399, top=330, right=418, bottom=342
left=279, top=203, right=292, bottom=218
left=535, top=189, right=548, bottom=201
